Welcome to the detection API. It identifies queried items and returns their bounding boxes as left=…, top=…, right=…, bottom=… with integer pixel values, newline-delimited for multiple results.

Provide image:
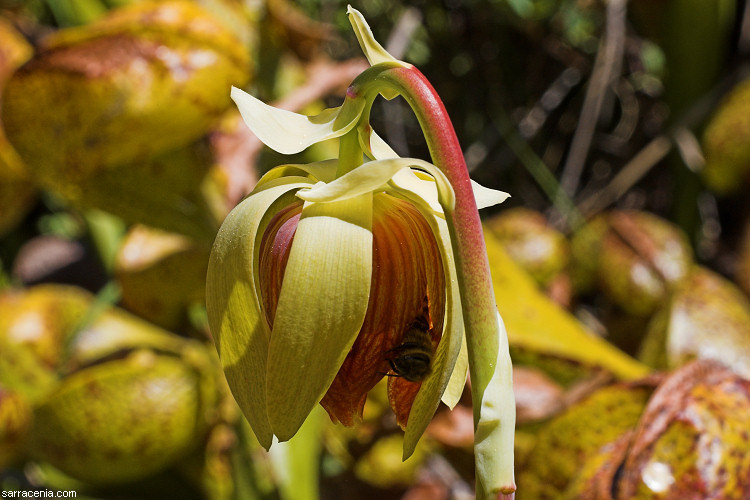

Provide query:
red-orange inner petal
left=258, top=201, right=302, bottom=327
left=321, top=193, right=445, bottom=427
left=258, top=194, right=445, bottom=428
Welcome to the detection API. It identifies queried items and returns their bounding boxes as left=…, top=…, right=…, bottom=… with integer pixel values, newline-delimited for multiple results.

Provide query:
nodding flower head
left=205, top=6, right=509, bottom=461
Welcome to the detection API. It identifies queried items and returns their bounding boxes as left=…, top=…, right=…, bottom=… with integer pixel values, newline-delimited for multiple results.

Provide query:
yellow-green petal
left=252, top=176, right=316, bottom=195
left=265, top=194, right=373, bottom=441
left=359, top=129, right=445, bottom=214
left=389, top=168, right=444, bottom=215
left=206, top=182, right=308, bottom=449
left=231, top=87, right=365, bottom=155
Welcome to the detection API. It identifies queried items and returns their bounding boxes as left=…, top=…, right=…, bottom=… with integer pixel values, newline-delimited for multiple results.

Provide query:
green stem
left=351, top=64, right=516, bottom=498
left=336, top=123, right=365, bottom=177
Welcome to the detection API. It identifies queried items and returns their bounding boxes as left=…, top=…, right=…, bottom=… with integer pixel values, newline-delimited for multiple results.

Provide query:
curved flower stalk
left=206, top=7, right=516, bottom=498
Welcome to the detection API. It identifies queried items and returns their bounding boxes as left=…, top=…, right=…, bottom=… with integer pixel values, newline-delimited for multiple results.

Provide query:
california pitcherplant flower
left=207, top=7, right=516, bottom=498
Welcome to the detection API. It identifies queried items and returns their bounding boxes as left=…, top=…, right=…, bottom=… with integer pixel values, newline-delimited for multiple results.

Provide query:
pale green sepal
left=474, top=312, right=516, bottom=498
left=361, top=130, right=448, bottom=215
left=251, top=176, right=316, bottom=196
left=255, top=160, right=339, bottom=190
left=364, top=128, right=508, bottom=211
left=401, top=206, right=464, bottom=459
left=472, top=180, right=510, bottom=209
left=389, top=168, right=444, bottom=215
left=361, top=130, right=447, bottom=213
left=298, top=158, right=455, bottom=213
left=360, top=129, right=399, bottom=161
left=231, top=86, right=365, bottom=155
left=442, top=331, right=468, bottom=409
left=346, top=6, right=406, bottom=100
left=387, top=160, right=508, bottom=214
left=296, top=159, right=406, bottom=202
left=206, top=182, right=309, bottom=450
left=266, top=194, right=374, bottom=441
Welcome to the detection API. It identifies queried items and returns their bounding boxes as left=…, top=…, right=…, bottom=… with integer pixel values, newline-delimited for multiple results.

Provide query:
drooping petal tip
left=472, top=180, right=510, bottom=209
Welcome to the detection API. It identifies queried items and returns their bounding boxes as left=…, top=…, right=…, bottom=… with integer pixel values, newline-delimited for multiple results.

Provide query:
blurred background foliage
left=2, top=0, right=750, bottom=499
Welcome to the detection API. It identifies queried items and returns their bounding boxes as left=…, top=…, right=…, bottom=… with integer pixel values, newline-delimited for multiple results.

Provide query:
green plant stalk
left=269, top=405, right=325, bottom=500
left=349, top=63, right=516, bottom=498
left=336, top=122, right=365, bottom=177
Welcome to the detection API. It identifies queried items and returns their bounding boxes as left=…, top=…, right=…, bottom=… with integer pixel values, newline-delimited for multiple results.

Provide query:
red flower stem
left=350, top=63, right=516, bottom=497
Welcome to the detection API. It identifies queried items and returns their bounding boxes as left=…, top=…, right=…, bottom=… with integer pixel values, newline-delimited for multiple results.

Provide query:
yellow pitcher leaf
left=484, top=230, right=650, bottom=380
